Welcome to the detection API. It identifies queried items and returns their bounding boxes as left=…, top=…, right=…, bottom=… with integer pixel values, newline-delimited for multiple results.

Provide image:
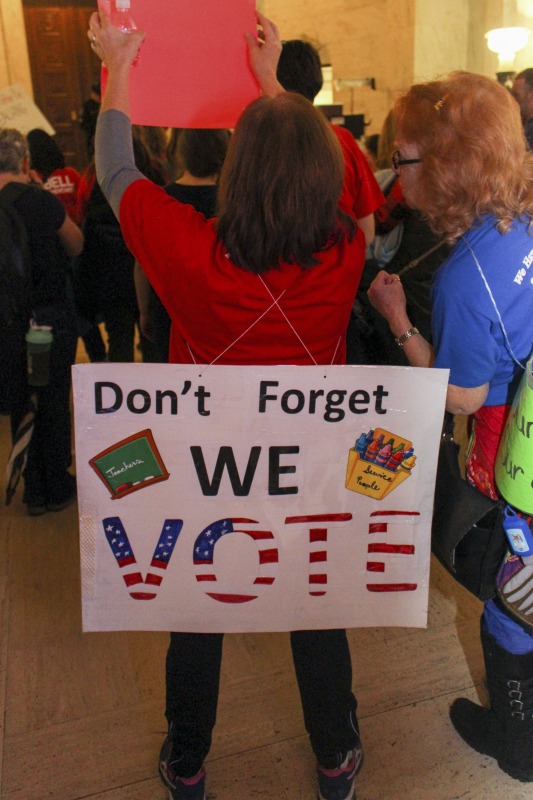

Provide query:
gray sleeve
left=95, top=108, right=148, bottom=219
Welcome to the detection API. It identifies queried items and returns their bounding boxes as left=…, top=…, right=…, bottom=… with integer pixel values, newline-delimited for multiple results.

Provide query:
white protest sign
left=0, top=85, right=54, bottom=135
left=73, top=364, right=448, bottom=633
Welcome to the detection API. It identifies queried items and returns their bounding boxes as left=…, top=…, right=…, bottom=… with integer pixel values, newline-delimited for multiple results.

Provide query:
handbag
left=431, top=237, right=529, bottom=601
left=431, top=412, right=506, bottom=601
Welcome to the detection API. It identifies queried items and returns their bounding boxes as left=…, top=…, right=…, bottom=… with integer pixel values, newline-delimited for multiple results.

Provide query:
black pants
left=165, top=628, right=359, bottom=777
left=101, top=302, right=137, bottom=363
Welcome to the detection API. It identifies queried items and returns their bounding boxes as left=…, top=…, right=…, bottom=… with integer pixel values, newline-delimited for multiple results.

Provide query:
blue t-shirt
left=432, top=216, right=533, bottom=405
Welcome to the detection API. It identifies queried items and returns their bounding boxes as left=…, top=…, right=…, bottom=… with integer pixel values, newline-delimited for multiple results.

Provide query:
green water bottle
left=26, top=326, right=53, bottom=386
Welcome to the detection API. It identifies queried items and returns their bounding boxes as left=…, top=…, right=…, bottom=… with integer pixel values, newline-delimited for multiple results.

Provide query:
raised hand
left=245, top=11, right=283, bottom=97
left=88, top=10, right=145, bottom=71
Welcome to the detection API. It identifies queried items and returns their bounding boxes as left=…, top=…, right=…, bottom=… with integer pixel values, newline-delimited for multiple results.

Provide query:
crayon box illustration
left=345, top=427, right=416, bottom=500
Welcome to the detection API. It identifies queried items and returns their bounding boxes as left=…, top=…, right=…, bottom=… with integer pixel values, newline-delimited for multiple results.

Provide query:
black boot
left=449, top=617, right=533, bottom=782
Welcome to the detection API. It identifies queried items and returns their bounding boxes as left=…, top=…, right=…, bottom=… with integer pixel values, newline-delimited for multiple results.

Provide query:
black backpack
left=0, top=182, right=32, bottom=415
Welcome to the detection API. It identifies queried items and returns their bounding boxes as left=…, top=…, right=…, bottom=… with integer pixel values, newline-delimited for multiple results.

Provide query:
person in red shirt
left=89, top=11, right=365, bottom=800
left=75, top=161, right=97, bottom=227
left=276, top=39, right=385, bottom=247
left=26, top=129, right=82, bottom=224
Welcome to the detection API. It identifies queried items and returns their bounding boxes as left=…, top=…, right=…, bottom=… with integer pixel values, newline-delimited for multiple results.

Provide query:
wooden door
left=23, top=0, right=101, bottom=171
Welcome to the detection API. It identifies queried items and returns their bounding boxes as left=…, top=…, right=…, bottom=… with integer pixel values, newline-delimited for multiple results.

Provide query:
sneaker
left=47, top=483, right=77, bottom=512
left=24, top=491, right=47, bottom=516
left=159, top=736, right=206, bottom=800
left=27, top=502, right=48, bottom=517
left=46, top=493, right=77, bottom=512
left=317, top=746, right=363, bottom=800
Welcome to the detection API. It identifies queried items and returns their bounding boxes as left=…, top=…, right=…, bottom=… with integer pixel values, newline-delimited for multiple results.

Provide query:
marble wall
left=414, top=0, right=469, bottom=81
left=264, top=0, right=533, bottom=136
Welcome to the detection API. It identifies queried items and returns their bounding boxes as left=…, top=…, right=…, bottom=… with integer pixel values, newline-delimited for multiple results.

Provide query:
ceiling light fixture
left=485, top=26, right=530, bottom=84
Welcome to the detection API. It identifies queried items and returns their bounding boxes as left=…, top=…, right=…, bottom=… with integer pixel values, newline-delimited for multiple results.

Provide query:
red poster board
left=98, top=0, right=260, bottom=128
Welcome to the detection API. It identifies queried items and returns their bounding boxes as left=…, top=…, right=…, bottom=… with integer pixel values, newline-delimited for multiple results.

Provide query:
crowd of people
left=2, top=7, right=533, bottom=800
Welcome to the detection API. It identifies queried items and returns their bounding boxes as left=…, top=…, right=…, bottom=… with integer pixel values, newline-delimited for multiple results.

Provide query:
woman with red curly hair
left=369, top=71, right=533, bottom=783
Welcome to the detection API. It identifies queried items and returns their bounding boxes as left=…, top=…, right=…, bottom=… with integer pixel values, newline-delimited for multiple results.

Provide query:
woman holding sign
left=89, top=11, right=365, bottom=800
left=368, top=73, right=533, bottom=783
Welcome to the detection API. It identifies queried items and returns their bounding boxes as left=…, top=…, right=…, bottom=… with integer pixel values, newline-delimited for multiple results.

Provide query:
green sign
left=495, top=357, right=533, bottom=514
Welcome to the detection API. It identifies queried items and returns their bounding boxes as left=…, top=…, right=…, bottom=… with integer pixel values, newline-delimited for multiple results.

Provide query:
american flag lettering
left=193, top=517, right=278, bottom=604
left=284, top=513, right=353, bottom=596
left=101, top=508, right=421, bottom=604
left=103, top=516, right=183, bottom=600
left=366, top=509, right=420, bottom=592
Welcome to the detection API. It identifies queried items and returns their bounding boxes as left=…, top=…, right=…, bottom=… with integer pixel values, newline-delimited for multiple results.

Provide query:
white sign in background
left=73, top=364, right=448, bottom=633
left=0, top=85, right=54, bottom=135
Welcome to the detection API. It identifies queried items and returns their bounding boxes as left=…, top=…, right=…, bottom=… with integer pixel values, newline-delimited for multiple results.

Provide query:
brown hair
left=515, top=68, right=533, bottom=91
left=394, top=71, right=533, bottom=241
left=135, top=125, right=168, bottom=160
left=216, top=92, right=353, bottom=274
left=177, top=129, right=230, bottom=178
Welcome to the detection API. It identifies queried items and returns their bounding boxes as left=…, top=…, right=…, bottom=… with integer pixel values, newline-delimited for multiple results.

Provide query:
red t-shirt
left=333, top=125, right=385, bottom=219
left=119, top=180, right=365, bottom=367
left=75, top=164, right=97, bottom=226
left=43, top=166, right=81, bottom=222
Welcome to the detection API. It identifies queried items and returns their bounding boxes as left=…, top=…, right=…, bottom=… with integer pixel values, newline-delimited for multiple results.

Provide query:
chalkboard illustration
left=89, top=429, right=170, bottom=499
left=346, top=427, right=417, bottom=500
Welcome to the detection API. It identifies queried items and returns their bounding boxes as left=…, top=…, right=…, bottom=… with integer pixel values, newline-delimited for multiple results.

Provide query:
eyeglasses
left=392, top=150, right=422, bottom=170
